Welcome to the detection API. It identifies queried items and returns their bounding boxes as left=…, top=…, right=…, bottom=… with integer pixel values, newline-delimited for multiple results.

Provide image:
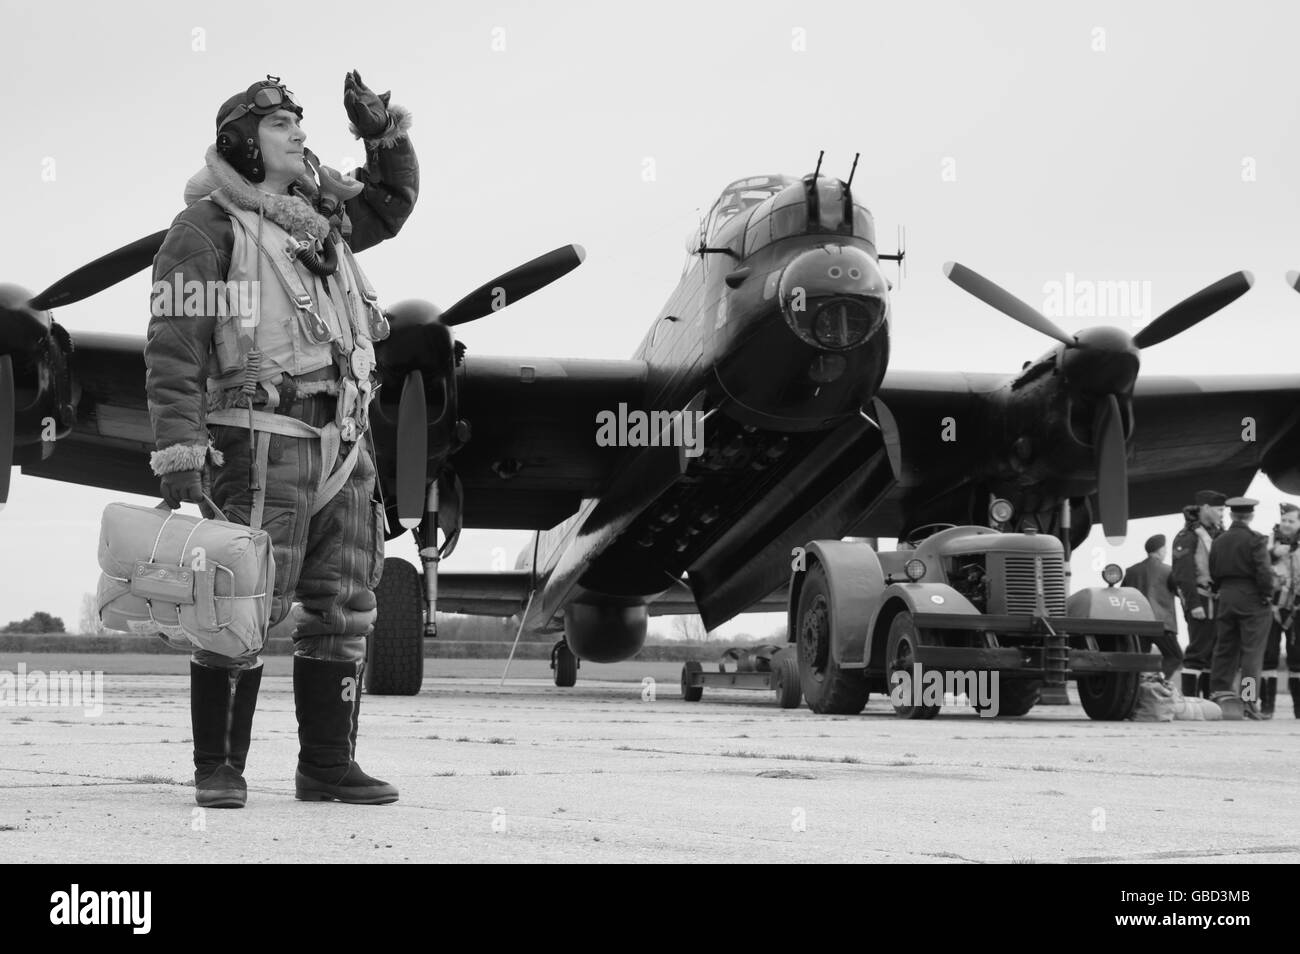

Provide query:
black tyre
left=553, top=641, right=578, bottom=688
left=366, top=557, right=424, bottom=696
left=772, top=650, right=803, bottom=709
left=986, top=678, right=1040, bottom=717
left=796, top=563, right=870, bottom=715
left=885, top=612, right=941, bottom=719
left=680, top=661, right=703, bottom=701
left=1078, top=635, right=1142, bottom=720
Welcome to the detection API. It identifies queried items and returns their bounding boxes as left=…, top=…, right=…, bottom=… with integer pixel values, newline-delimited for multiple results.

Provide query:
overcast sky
left=1, top=0, right=1298, bottom=642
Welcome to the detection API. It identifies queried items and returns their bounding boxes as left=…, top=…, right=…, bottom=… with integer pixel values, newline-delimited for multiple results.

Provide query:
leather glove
left=160, top=470, right=204, bottom=509
left=1191, top=606, right=1206, bottom=621
left=344, top=69, right=391, bottom=139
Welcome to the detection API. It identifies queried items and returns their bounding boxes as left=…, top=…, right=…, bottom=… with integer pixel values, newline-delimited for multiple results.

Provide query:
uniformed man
left=146, top=73, right=418, bottom=806
left=1264, top=503, right=1300, bottom=718
left=1208, top=497, right=1273, bottom=720
left=1170, top=490, right=1226, bottom=698
left=1121, top=534, right=1183, bottom=678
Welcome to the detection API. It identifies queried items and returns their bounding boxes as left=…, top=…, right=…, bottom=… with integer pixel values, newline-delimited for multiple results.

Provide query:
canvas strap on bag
left=97, top=494, right=275, bottom=657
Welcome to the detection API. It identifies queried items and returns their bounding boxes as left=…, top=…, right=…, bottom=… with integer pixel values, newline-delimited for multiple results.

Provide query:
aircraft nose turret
left=778, top=245, right=888, bottom=350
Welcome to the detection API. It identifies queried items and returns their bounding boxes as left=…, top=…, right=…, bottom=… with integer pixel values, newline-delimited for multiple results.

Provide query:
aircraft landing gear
left=551, top=640, right=579, bottom=687
left=367, top=556, right=426, bottom=695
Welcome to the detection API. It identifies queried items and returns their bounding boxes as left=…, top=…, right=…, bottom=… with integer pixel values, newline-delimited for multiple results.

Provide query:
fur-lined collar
left=183, top=145, right=330, bottom=242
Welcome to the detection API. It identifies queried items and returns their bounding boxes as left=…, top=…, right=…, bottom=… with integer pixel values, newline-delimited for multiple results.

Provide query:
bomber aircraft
left=2, top=154, right=1296, bottom=700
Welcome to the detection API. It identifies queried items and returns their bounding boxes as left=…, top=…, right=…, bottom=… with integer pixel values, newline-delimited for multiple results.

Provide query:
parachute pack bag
left=1172, top=694, right=1223, bottom=721
left=96, top=495, right=275, bottom=657
left=1130, top=673, right=1177, bottom=722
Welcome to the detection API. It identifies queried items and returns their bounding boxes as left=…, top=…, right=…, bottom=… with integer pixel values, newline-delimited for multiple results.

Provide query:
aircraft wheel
left=1078, top=635, right=1141, bottom=720
left=366, top=557, right=424, bottom=696
left=885, top=612, right=941, bottom=719
left=796, top=562, right=870, bottom=715
left=680, top=661, right=703, bottom=701
left=772, top=649, right=803, bottom=709
left=552, top=640, right=578, bottom=688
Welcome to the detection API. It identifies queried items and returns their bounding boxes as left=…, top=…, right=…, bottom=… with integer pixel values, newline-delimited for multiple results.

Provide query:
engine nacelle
left=371, top=299, right=463, bottom=528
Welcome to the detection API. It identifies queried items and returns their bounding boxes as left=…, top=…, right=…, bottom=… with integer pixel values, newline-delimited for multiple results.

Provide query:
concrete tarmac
left=2, top=654, right=1297, bottom=863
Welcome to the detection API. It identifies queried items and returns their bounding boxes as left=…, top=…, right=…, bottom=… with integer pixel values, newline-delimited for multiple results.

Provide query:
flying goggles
left=218, top=76, right=301, bottom=131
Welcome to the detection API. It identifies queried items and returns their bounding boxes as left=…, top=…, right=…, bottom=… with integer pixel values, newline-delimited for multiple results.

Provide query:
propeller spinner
left=944, top=262, right=1254, bottom=544
left=0, top=230, right=167, bottom=508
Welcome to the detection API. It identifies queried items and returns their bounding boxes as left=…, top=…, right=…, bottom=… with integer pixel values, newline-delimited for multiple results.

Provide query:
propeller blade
left=29, top=230, right=168, bottom=311
left=1093, top=393, right=1128, bottom=545
left=0, top=354, right=13, bottom=510
left=1287, top=270, right=1300, bottom=292
left=1132, top=270, right=1254, bottom=349
left=440, top=244, right=586, bottom=327
left=943, top=261, right=1075, bottom=346
left=396, top=370, right=428, bottom=529
left=869, top=397, right=903, bottom=482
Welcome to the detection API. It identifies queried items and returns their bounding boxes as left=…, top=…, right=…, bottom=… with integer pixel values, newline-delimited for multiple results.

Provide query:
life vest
left=203, top=192, right=388, bottom=392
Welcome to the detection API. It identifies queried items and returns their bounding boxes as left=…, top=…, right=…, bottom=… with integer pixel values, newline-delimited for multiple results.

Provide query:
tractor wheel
left=1078, top=635, right=1142, bottom=720
left=986, top=678, right=1041, bottom=717
left=796, top=563, right=870, bottom=715
left=885, top=612, right=941, bottom=719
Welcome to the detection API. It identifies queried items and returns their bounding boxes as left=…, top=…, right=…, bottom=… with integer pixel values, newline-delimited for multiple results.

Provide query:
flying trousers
left=206, top=394, right=384, bottom=646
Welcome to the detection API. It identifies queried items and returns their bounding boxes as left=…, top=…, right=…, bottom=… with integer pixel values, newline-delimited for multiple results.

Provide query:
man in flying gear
left=1170, top=489, right=1226, bottom=699
left=144, top=73, right=418, bottom=807
left=1208, top=497, right=1274, bottom=720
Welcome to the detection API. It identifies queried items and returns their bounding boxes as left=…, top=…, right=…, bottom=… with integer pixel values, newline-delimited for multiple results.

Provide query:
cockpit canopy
left=694, top=174, right=877, bottom=259
left=707, top=175, right=797, bottom=242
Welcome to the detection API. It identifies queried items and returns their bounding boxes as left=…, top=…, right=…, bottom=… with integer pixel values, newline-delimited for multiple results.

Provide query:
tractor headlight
left=989, top=498, right=1014, bottom=525
left=1102, top=563, right=1123, bottom=587
left=904, top=559, right=927, bottom=582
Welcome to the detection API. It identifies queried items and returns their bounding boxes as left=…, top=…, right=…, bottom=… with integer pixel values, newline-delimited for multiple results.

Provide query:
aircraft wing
left=1124, top=374, right=1300, bottom=510
left=19, top=332, right=158, bottom=497
left=647, top=579, right=789, bottom=617
left=856, top=369, right=1300, bottom=535
left=437, top=570, right=533, bottom=616
left=452, top=355, right=647, bottom=529
left=18, top=336, right=649, bottom=525
left=436, top=569, right=788, bottom=620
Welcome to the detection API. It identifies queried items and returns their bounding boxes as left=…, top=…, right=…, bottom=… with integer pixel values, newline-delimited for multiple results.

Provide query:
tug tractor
left=787, top=525, right=1166, bottom=720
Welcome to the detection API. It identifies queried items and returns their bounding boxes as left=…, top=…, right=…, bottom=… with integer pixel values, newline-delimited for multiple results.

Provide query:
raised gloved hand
left=344, top=69, right=392, bottom=139
left=161, top=470, right=205, bottom=509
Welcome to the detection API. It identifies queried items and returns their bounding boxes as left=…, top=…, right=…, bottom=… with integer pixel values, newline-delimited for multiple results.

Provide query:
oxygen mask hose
left=244, top=349, right=262, bottom=491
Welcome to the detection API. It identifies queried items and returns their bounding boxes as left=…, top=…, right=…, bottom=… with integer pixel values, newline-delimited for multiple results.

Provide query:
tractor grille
left=1003, top=555, right=1066, bottom=616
